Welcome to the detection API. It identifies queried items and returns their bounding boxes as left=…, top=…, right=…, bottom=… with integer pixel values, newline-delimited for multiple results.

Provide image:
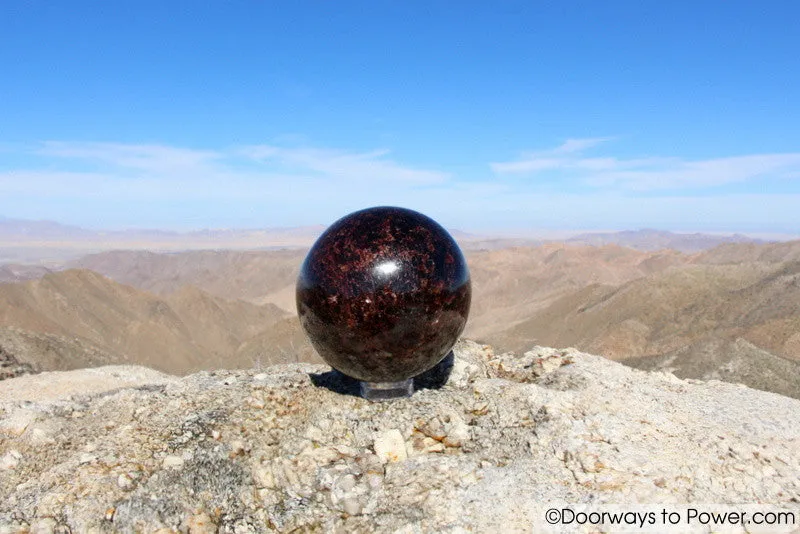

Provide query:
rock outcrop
left=0, top=345, right=36, bottom=381
left=1, top=341, right=799, bottom=532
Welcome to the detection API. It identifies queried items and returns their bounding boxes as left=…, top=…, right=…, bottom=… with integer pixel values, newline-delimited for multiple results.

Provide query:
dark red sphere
left=296, top=206, right=471, bottom=383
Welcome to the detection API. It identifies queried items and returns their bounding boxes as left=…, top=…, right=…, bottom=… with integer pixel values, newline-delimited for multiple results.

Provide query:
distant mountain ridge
left=0, top=265, right=52, bottom=284
left=0, top=216, right=325, bottom=243
left=68, top=249, right=307, bottom=310
left=0, top=218, right=95, bottom=240
left=0, top=217, right=325, bottom=263
left=0, top=215, right=773, bottom=250
left=566, top=228, right=765, bottom=253
left=2, top=223, right=800, bottom=399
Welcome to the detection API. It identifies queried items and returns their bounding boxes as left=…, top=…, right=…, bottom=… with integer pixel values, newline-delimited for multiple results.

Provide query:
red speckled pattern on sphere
left=296, top=206, right=471, bottom=383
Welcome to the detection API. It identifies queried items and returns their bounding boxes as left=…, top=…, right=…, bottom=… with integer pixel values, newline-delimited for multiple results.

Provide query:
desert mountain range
left=0, top=269, right=318, bottom=375
left=0, top=216, right=781, bottom=264
left=1, top=226, right=799, bottom=398
left=565, top=228, right=764, bottom=252
left=0, top=217, right=325, bottom=264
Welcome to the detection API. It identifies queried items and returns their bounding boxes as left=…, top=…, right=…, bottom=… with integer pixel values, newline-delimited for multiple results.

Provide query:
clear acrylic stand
left=359, top=378, right=414, bottom=401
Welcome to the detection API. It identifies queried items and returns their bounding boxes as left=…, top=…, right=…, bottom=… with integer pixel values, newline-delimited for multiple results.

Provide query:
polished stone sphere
left=297, top=206, right=471, bottom=383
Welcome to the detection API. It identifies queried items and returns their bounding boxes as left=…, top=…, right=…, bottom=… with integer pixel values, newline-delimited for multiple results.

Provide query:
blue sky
left=1, top=1, right=799, bottom=234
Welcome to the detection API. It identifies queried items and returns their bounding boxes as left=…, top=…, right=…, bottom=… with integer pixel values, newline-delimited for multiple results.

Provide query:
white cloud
left=3, top=139, right=799, bottom=232
left=490, top=157, right=565, bottom=174
left=553, top=137, right=611, bottom=154
left=492, top=140, right=800, bottom=191
left=0, top=142, right=452, bottom=226
left=38, top=142, right=222, bottom=173
left=240, top=145, right=448, bottom=185
left=491, top=137, right=613, bottom=174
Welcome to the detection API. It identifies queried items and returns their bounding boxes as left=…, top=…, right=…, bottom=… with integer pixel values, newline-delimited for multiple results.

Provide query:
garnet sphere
left=296, top=206, right=471, bottom=383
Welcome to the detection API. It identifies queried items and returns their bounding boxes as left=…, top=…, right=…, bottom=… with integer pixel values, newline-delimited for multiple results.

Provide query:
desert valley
left=1, top=218, right=799, bottom=400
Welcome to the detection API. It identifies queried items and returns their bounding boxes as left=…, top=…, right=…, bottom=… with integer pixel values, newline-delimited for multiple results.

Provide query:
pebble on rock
left=374, top=429, right=408, bottom=463
left=162, top=455, right=184, bottom=468
left=117, top=473, right=135, bottom=491
left=0, top=450, right=21, bottom=470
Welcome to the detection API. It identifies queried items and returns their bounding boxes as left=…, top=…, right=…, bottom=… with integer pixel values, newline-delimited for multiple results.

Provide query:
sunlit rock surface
left=1, top=340, right=798, bottom=532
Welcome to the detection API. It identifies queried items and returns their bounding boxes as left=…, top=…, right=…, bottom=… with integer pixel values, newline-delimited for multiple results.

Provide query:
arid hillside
left=465, top=244, right=691, bottom=343
left=1, top=240, right=799, bottom=398
left=484, top=247, right=800, bottom=361
left=477, top=242, right=800, bottom=398
left=0, top=270, right=320, bottom=375
left=0, top=264, right=52, bottom=284
left=70, top=249, right=307, bottom=312
left=69, top=243, right=690, bottom=321
left=693, top=239, right=800, bottom=264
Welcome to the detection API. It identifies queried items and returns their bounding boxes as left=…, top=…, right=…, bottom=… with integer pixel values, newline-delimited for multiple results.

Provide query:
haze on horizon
left=1, top=2, right=799, bottom=234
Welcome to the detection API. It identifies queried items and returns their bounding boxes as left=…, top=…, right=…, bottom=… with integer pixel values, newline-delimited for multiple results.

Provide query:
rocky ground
left=1, top=340, right=799, bottom=533
left=0, top=345, right=36, bottom=381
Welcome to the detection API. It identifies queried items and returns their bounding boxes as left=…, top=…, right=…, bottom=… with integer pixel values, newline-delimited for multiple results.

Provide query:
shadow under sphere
left=296, top=206, right=471, bottom=383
